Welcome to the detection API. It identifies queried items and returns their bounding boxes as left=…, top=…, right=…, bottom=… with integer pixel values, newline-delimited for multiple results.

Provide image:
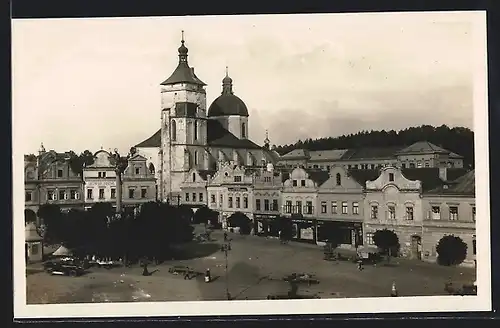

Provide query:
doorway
left=411, top=235, right=422, bottom=260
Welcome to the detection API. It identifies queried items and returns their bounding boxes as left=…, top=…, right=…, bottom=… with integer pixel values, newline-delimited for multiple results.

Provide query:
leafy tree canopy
left=373, top=229, right=400, bottom=259
left=436, top=235, right=468, bottom=266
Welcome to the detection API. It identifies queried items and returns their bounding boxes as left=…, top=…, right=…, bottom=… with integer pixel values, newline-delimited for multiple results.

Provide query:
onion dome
left=207, top=67, right=249, bottom=117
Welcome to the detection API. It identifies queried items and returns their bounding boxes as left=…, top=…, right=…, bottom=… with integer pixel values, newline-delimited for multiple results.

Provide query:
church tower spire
left=222, top=66, right=233, bottom=95
left=178, top=30, right=188, bottom=64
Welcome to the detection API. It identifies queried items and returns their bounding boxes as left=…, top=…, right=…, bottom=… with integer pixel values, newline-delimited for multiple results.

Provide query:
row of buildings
left=24, top=145, right=157, bottom=213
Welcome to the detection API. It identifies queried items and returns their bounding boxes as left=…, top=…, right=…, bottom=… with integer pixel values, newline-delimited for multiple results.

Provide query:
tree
left=178, top=204, right=194, bottom=223
left=68, top=150, right=95, bottom=176
left=37, top=204, right=64, bottom=243
left=228, top=212, right=252, bottom=235
left=193, top=206, right=218, bottom=229
left=436, top=235, right=468, bottom=266
left=24, top=209, right=37, bottom=225
left=372, top=229, right=400, bottom=262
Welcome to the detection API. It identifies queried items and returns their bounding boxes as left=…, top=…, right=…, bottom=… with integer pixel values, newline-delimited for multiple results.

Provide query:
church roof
left=160, top=36, right=206, bottom=86
left=136, top=120, right=263, bottom=150
left=208, top=94, right=249, bottom=117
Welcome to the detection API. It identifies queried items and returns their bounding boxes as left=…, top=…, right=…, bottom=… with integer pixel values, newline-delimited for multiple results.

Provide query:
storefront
left=290, top=215, right=317, bottom=244
left=316, top=220, right=363, bottom=247
left=253, top=214, right=280, bottom=237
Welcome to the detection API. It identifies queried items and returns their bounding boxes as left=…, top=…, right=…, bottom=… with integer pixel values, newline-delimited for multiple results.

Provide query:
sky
left=12, top=12, right=482, bottom=155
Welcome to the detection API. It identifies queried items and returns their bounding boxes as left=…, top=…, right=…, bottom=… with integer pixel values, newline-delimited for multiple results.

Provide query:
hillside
left=273, top=125, right=474, bottom=168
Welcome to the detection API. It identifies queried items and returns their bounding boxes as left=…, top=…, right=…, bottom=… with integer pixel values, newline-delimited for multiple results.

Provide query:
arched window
left=336, top=173, right=341, bottom=186
left=192, top=172, right=196, bottom=182
left=171, top=120, right=177, bottom=141
left=148, top=163, right=155, bottom=174
left=194, top=120, right=198, bottom=141
left=241, top=123, right=246, bottom=138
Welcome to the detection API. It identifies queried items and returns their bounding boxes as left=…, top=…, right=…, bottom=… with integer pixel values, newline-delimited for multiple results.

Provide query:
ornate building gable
left=283, top=167, right=329, bottom=190
left=87, top=150, right=114, bottom=169
left=123, top=154, right=155, bottom=180
left=366, top=166, right=421, bottom=192
left=181, top=168, right=211, bottom=188
left=318, top=165, right=364, bottom=192
left=252, top=169, right=282, bottom=188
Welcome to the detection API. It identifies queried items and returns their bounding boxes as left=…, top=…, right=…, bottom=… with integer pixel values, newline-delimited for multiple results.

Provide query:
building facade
left=280, top=167, right=329, bottom=243
left=24, top=145, right=84, bottom=214
left=252, top=164, right=283, bottom=237
left=206, top=162, right=255, bottom=229
left=122, top=154, right=157, bottom=206
left=316, top=166, right=379, bottom=248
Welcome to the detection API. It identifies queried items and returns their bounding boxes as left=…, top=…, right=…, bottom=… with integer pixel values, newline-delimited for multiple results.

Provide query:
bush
left=228, top=212, right=251, bottom=235
left=436, top=235, right=468, bottom=266
left=372, top=229, right=400, bottom=261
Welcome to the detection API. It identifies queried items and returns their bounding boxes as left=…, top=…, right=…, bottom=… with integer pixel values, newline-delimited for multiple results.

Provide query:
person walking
left=391, top=281, right=398, bottom=297
left=224, top=231, right=228, bottom=242
left=205, top=268, right=211, bottom=283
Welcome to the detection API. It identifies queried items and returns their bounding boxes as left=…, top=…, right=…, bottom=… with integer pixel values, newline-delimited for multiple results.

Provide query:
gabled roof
left=136, top=129, right=161, bottom=148
left=309, top=149, right=348, bottom=161
left=401, top=168, right=468, bottom=192
left=396, top=141, right=449, bottom=155
left=340, top=146, right=402, bottom=161
left=347, top=169, right=381, bottom=187
left=426, top=170, right=475, bottom=196
left=128, top=154, right=147, bottom=161
left=281, top=148, right=310, bottom=159
left=207, top=120, right=262, bottom=149
left=305, top=169, right=330, bottom=187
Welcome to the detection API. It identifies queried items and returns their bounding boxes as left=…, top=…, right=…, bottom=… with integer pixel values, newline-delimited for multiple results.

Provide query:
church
left=135, top=33, right=280, bottom=202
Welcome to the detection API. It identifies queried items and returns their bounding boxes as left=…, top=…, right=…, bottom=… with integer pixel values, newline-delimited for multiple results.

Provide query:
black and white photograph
left=12, top=11, right=490, bottom=318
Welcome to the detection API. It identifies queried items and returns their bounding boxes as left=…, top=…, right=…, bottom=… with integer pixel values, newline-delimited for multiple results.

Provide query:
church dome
left=207, top=68, right=249, bottom=117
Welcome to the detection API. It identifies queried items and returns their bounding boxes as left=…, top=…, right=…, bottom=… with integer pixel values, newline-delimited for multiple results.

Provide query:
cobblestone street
left=26, top=227, right=476, bottom=304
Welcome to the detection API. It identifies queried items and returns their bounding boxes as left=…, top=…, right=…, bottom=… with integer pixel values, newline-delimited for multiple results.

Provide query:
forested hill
left=273, top=125, right=475, bottom=168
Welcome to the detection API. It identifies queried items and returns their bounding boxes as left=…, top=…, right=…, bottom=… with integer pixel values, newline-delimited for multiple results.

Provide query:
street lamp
left=221, top=241, right=232, bottom=300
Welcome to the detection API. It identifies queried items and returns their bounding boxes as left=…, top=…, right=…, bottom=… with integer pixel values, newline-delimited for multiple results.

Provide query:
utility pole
left=221, top=240, right=232, bottom=300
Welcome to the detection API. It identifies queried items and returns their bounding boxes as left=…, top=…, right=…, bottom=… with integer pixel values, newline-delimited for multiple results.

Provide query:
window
left=326, top=166, right=330, bottom=171
left=98, top=172, right=102, bottom=178
left=193, top=193, right=197, bottom=202
left=388, top=206, right=396, bottom=220
left=142, top=188, right=147, bottom=198
left=472, top=206, right=476, bottom=222
left=366, top=232, right=375, bottom=245
left=234, top=176, right=242, bottom=182
left=306, top=201, right=313, bottom=214
left=211, top=194, right=216, bottom=203
left=417, top=161, right=422, bottom=168
left=199, top=193, right=203, bottom=202
left=300, top=180, right=306, bottom=187
left=402, top=163, right=406, bottom=169
left=194, top=121, right=198, bottom=140
left=348, top=165, right=352, bottom=169
left=352, top=202, right=359, bottom=215
left=371, top=205, right=378, bottom=219
left=57, top=169, right=63, bottom=178
left=264, top=176, right=271, bottom=183
left=331, top=202, right=338, bottom=214
left=336, top=173, right=341, bottom=186
left=70, top=190, right=78, bottom=200
left=110, top=188, right=116, bottom=199
left=256, top=199, right=261, bottom=211
left=449, top=206, right=459, bottom=221
left=219, top=194, right=223, bottom=207
left=409, top=163, right=415, bottom=168
left=472, top=236, right=476, bottom=255
left=185, top=193, right=189, bottom=201
left=135, top=168, right=140, bottom=174
left=292, top=180, right=297, bottom=187
left=285, top=200, right=292, bottom=213
left=228, top=197, right=233, bottom=208
left=321, top=201, right=327, bottom=213
left=194, top=151, right=198, bottom=165
left=425, top=162, right=430, bottom=168
left=31, top=244, right=39, bottom=255
left=370, top=164, right=375, bottom=169
left=128, top=189, right=135, bottom=199
left=192, top=173, right=196, bottom=182
left=272, top=199, right=278, bottom=211
left=243, top=196, right=248, bottom=208
left=171, top=120, right=177, bottom=141
left=406, top=206, right=414, bottom=220
left=341, top=201, right=348, bottom=214
left=389, top=173, right=394, bottom=182
left=264, top=199, right=270, bottom=211
left=241, top=123, right=246, bottom=138
left=236, top=197, right=240, bottom=208
left=25, top=191, right=32, bottom=202
left=431, top=206, right=441, bottom=220
left=295, top=201, right=302, bottom=214
left=87, top=189, right=93, bottom=199
left=59, top=190, right=66, bottom=200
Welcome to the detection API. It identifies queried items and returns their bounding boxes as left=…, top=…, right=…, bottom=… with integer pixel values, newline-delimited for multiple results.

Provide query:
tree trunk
left=116, top=171, right=122, bottom=213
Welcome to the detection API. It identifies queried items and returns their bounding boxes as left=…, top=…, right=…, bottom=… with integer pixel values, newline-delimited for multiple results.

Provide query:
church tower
left=159, top=32, right=208, bottom=201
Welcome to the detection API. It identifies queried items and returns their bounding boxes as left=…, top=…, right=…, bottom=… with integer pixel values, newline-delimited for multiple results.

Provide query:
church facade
left=135, top=34, right=279, bottom=202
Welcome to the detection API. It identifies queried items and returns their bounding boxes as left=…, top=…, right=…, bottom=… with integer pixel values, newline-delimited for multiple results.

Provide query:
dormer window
left=135, top=168, right=140, bottom=175
left=300, top=179, right=306, bottom=187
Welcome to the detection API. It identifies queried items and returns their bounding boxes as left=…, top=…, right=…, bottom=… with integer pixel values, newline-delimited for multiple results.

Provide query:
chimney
left=439, top=167, right=447, bottom=181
